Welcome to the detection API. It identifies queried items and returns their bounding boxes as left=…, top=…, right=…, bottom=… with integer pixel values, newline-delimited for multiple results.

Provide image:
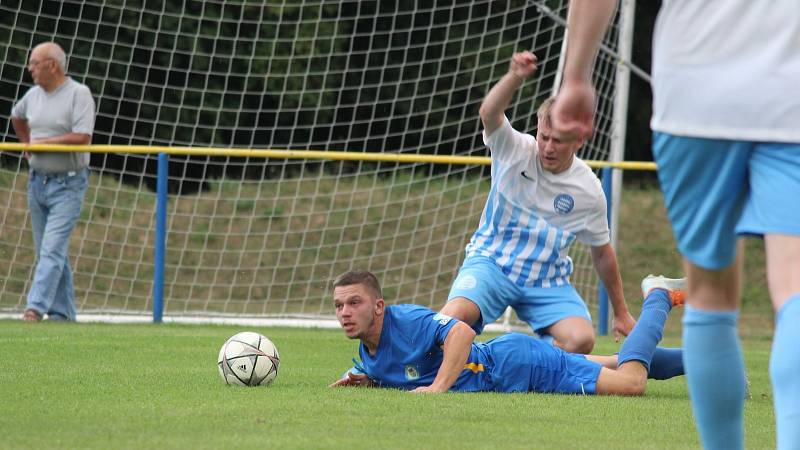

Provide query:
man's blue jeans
left=26, top=168, right=89, bottom=320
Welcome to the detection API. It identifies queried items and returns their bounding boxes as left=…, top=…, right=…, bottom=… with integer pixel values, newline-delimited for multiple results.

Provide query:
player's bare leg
left=595, top=275, right=685, bottom=396
left=595, top=362, right=647, bottom=396
left=439, top=297, right=481, bottom=329
left=585, top=354, right=617, bottom=369
left=547, top=317, right=595, bottom=354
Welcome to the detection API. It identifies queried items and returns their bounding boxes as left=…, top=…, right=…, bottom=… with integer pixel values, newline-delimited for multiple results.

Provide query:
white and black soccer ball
left=218, top=332, right=280, bottom=387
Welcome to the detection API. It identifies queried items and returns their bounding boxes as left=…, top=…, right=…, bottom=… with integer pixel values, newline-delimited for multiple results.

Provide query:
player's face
left=333, top=283, right=383, bottom=340
left=536, top=118, right=582, bottom=174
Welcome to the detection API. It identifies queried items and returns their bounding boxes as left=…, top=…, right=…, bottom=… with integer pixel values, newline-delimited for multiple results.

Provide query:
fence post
left=598, top=166, right=614, bottom=336
left=153, top=153, right=168, bottom=323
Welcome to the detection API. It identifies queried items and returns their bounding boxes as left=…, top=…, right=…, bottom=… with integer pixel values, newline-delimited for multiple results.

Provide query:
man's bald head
left=31, top=42, right=67, bottom=73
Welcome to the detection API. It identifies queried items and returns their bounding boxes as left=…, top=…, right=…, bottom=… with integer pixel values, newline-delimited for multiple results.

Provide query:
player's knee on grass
left=620, top=374, right=647, bottom=396
left=597, top=366, right=647, bottom=396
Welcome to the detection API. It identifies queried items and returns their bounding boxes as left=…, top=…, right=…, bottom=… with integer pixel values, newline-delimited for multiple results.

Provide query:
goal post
left=0, top=1, right=634, bottom=330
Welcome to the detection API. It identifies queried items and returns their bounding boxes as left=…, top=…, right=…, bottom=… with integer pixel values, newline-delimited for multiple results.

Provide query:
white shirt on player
left=464, top=117, right=609, bottom=288
left=652, top=0, right=800, bottom=142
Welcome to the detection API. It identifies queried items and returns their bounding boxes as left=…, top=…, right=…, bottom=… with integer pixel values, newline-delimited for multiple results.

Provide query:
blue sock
left=648, top=347, right=683, bottom=380
left=618, top=289, right=671, bottom=370
left=683, top=305, right=745, bottom=450
left=770, top=294, right=800, bottom=450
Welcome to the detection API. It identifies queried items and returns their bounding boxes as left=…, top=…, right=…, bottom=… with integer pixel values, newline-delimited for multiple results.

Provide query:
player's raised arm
left=551, top=0, right=618, bottom=142
left=479, top=51, right=538, bottom=136
left=412, top=320, right=475, bottom=394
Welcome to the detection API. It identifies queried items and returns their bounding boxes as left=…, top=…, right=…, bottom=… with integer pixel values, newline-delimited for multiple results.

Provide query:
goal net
left=0, top=1, right=630, bottom=327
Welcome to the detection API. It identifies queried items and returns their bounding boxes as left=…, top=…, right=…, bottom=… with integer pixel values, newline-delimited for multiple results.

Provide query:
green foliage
left=0, top=1, right=572, bottom=155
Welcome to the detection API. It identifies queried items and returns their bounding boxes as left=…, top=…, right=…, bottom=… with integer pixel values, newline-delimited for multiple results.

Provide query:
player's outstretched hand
left=551, top=78, right=596, bottom=142
left=411, top=385, right=447, bottom=394
left=329, top=371, right=374, bottom=388
left=509, top=51, right=538, bottom=81
left=613, top=311, right=636, bottom=343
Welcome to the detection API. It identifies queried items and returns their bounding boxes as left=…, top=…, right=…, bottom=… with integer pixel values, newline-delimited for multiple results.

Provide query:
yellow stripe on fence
left=0, top=143, right=657, bottom=171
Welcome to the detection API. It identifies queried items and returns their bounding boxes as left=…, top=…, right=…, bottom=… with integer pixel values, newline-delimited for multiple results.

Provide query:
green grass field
left=0, top=320, right=776, bottom=449
left=1, top=176, right=780, bottom=448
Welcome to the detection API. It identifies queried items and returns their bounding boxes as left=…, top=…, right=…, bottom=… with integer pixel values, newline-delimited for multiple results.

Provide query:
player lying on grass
left=330, top=270, right=684, bottom=395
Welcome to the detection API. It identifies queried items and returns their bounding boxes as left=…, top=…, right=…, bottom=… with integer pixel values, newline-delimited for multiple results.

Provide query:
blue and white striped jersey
left=465, top=117, right=609, bottom=288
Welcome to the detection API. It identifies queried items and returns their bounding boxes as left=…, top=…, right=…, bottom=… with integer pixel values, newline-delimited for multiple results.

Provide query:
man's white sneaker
left=641, top=274, right=687, bottom=306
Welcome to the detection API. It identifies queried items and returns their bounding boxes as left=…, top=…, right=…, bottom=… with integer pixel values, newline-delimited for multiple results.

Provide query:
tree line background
left=0, top=0, right=661, bottom=191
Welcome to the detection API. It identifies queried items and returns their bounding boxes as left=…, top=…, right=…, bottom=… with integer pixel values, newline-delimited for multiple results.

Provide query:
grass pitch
left=1, top=321, right=775, bottom=449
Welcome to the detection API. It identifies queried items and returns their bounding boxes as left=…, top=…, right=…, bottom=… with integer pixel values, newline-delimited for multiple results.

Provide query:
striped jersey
left=464, top=117, right=609, bottom=287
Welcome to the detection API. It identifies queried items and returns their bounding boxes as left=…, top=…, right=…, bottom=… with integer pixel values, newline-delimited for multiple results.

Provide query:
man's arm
left=590, top=243, right=635, bottom=341
left=479, top=51, right=538, bottom=136
left=11, top=117, right=32, bottom=160
left=11, top=117, right=30, bottom=143
left=412, top=320, right=476, bottom=393
left=551, top=0, right=619, bottom=141
left=31, top=133, right=91, bottom=146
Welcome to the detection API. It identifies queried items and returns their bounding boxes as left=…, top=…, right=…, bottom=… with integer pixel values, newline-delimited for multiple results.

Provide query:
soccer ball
left=218, top=332, right=280, bottom=387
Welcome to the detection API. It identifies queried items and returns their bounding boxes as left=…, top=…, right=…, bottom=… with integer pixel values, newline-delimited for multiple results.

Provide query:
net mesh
left=0, top=0, right=624, bottom=322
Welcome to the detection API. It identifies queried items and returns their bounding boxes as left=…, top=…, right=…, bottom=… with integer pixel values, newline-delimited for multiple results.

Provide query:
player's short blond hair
left=536, top=97, right=556, bottom=127
left=333, top=270, right=383, bottom=299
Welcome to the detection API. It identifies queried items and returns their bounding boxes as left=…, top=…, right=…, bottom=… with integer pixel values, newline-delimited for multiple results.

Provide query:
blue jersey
left=356, top=304, right=601, bottom=393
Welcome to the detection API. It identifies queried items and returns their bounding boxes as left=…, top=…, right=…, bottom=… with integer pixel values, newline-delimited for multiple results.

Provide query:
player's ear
left=374, top=297, right=385, bottom=316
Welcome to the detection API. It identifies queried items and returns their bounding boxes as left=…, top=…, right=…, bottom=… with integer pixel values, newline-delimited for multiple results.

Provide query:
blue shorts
left=448, top=256, right=591, bottom=334
left=653, top=133, right=800, bottom=270
left=488, top=334, right=601, bottom=394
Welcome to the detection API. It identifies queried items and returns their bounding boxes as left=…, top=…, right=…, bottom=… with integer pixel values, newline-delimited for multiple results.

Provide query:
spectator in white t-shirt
left=11, top=42, right=95, bottom=322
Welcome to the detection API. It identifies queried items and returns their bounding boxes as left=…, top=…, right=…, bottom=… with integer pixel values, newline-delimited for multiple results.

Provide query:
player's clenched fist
left=551, top=79, right=596, bottom=142
left=509, top=51, right=538, bottom=81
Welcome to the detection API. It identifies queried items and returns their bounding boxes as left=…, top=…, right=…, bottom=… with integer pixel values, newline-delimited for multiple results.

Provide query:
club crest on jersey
left=553, top=194, right=575, bottom=215
left=404, top=364, right=420, bottom=380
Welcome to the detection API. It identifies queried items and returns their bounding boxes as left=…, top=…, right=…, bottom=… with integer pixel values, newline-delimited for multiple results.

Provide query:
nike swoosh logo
left=521, top=171, right=535, bottom=181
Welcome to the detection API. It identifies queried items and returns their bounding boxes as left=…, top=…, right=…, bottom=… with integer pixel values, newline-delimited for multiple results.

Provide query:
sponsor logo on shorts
left=405, top=365, right=420, bottom=380
left=553, top=194, right=575, bottom=215
left=454, top=274, right=477, bottom=290
left=432, top=313, right=452, bottom=325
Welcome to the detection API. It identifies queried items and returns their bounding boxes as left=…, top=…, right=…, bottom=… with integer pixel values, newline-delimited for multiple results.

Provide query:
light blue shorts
left=653, top=133, right=800, bottom=270
left=447, top=256, right=592, bottom=334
